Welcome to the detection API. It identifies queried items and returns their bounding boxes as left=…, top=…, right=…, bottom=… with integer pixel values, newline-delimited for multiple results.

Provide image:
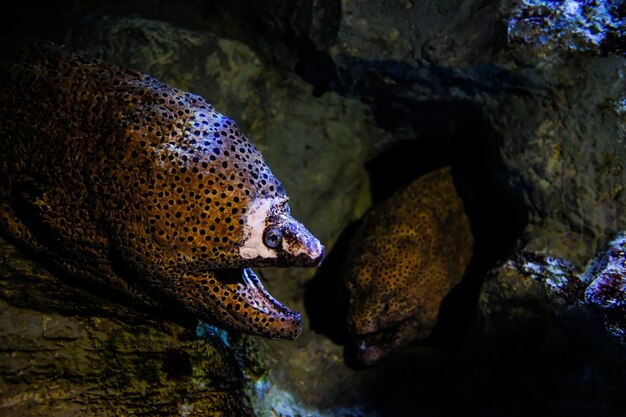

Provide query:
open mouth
left=180, top=267, right=303, bottom=339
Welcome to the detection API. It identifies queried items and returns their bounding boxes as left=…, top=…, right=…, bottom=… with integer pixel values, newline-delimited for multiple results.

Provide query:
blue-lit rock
left=508, top=0, right=624, bottom=56
left=517, top=252, right=586, bottom=306
left=585, top=233, right=626, bottom=341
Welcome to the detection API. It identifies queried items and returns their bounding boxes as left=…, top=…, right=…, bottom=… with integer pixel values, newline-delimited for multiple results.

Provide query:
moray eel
left=344, top=167, right=473, bottom=365
left=0, top=38, right=323, bottom=339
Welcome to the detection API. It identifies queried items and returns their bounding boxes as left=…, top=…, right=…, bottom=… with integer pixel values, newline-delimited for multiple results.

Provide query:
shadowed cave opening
left=305, top=99, right=528, bottom=361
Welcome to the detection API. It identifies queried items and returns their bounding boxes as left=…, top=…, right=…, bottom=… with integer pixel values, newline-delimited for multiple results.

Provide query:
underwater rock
left=0, top=38, right=324, bottom=339
left=476, top=247, right=626, bottom=417
left=0, top=237, right=255, bottom=417
left=344, top=167, right=473, bottom=366
left=515, top=251, right=587, bottom=307
left=478, top=248, right=588, bottom=333
left=585, top=233, right=626, bottom=342
left=478, top=231, right=626, bottom=357
left=508, top=0, right=625, bottom=56
left=480, top=233, right=626, bottom=341
left=331, top=0, right=503, bottom=66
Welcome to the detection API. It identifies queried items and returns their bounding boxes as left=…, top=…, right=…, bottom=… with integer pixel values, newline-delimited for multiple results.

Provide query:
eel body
left=344, top=167, right=473, bottom=365
left=0, top=38, right=323, bottom=339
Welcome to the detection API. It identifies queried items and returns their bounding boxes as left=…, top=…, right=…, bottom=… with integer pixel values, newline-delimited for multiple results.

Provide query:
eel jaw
left=349, top=317, right=426, bottom=367
left=177, top=268, right=303, bottom=339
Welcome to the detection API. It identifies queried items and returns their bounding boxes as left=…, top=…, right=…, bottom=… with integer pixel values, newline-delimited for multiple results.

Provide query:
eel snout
left=239, top=196, right=324, bottom=268
left=276, top=215, right=325, bottom=267
left=172, top=268, right=303, bottom=339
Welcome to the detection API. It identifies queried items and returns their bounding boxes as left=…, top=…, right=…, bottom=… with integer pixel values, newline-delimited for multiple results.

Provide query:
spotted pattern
left=0, top=38, right=322, bottom=339
left=344, top=167, right=473, bottom=365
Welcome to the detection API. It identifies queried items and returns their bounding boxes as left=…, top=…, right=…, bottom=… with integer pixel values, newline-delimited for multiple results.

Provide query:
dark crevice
left=294, top=36, right=338, bottom=96
left=162, top=348, right=193, bottom=379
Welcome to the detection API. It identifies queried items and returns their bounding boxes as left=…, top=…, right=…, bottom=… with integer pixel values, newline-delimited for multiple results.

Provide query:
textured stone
left=332, top=0, right=502, bottom=66
left=0, top=238, right=254, bottom=417
left=508, top=0, right=625, bottom=57
left=490, top=54, right=625, bottom=262
left=475, top=232, right=626, bottom=416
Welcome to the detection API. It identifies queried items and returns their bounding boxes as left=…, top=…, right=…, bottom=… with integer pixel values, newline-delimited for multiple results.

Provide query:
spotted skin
left=0, top=38, right=323, bottom=339
left=344, top=167, right=473, bottom=365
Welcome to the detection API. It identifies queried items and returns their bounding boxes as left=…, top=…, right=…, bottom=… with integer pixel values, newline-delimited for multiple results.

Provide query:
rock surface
left=0, top=238, right=255, bottom=417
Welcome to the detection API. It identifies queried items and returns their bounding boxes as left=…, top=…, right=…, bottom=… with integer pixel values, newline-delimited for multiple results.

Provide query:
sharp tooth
left=242, top=268, right=257, bottom=286
left=241, top=269, right=269, bottom=314
left=251, top=297, right=269, bottom=314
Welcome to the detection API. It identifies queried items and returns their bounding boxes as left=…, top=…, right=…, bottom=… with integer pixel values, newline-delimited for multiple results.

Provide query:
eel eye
left=263, top=227, right=283, bottom=249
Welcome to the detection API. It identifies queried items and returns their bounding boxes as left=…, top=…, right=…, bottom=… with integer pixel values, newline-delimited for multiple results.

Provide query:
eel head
left=238, top=196, right=324, bottom=267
